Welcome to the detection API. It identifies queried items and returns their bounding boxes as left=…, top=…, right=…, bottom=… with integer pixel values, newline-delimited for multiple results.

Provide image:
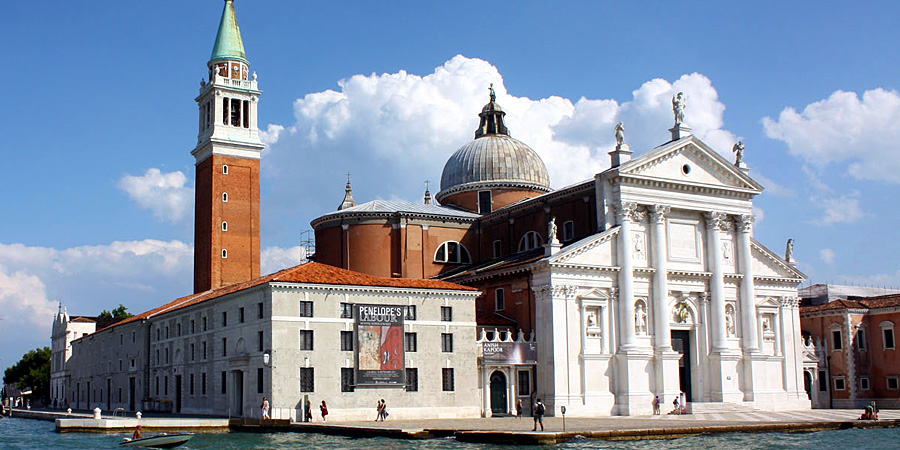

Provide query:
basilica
left=51, top=0, right=809, bottom=420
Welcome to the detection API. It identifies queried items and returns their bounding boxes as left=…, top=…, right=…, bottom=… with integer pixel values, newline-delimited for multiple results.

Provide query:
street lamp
left=263, top=351, right=271, bottom=367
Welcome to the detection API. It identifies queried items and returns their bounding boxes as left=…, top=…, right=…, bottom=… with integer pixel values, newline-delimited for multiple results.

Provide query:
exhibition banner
left=482, top=341, right=538, bottom=365
left=355, top=304, right=405, bottom=385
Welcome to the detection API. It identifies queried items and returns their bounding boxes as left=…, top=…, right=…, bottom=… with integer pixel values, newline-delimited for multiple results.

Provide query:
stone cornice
left=435, top=180, right=551, bottom=203
left=311, top=209, right=478, bottom=230
left=478, top=180, right=595, bottom=224
left=268, top=282, right=480, bottom=298
left=549, top=227, right=619, bottom=264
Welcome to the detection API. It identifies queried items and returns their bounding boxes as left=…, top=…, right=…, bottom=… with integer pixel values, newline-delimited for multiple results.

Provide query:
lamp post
left=560, top=406, right=566, bottom=432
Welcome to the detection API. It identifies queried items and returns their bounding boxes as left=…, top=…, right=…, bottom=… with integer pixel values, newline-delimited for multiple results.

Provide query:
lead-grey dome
left=436, top=86, right=550, bottom=201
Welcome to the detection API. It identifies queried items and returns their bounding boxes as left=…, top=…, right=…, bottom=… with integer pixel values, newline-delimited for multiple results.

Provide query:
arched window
left=221, top=249, right=228, bottom=259
left=222, top=165, right=229, bottom=175
left=222, top=192, right=229, bottom=202
left=518, top=231, right=543, bottom=252
left=434, top=241, right=471, bottom=264
left=222, top=222, right=228, bottom=232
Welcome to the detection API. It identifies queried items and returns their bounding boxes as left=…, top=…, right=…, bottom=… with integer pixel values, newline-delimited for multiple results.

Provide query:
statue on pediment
left=673, top=92, right=686, bottom=125
left=733, top=141, right=745, bottom=166
left=785, top=238, right=795, bottom=264
left=615, top=122, right=625, bottom=149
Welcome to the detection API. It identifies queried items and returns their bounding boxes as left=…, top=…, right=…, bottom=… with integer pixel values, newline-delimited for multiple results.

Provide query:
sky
left=2, top=0, right=900, bottom=374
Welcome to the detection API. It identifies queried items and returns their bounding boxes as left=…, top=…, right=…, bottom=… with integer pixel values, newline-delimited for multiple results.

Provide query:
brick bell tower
left=192, top=0, right=263, bottom=293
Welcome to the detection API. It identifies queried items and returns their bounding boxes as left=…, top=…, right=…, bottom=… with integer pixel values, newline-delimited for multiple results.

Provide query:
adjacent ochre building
left=52, top=0, right=811, bottom=419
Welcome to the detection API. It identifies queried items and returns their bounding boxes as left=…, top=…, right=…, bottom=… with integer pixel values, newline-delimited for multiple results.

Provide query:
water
left=0, top=417, right=897, bottom=449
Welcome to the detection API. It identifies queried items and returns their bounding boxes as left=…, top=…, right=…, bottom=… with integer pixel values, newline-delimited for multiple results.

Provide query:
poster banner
left=355, top=304, right=405, bottom=385
left=482, top=341, right=538, bottom=365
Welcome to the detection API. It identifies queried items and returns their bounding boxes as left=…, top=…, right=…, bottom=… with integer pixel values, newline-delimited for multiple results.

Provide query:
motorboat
left=119, top=432, right=194, bottom=448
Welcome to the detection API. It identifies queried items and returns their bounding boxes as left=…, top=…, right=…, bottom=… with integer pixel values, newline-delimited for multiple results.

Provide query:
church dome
left=436, top=87, right=550, bottom=202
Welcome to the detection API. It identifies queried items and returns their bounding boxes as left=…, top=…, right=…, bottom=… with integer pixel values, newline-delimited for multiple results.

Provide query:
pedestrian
left=671, top=396, right=680, bottom=415
left=376, top=399, right=386, bottom=421
left=652, top=395, right=660, bottom=415
left=304, top=399, right=312, bottom=422
left=532, top=398, right=545, bottom=431
left=516, top=399, right=523, bottom=419
left=320, top=400, right=328, bottom=422
left=260, top=396, right=270, bottom=419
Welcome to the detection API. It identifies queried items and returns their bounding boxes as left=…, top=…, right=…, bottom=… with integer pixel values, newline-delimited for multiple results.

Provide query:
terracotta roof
left=99, top=262, right=476, bottom=333
left=800, top=294, right=900, bottom=314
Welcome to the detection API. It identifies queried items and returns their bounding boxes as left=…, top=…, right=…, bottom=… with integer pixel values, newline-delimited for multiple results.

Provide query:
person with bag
left=532, top=398, right=545, bottom=431
left=320, top=400, right=328, bottom=422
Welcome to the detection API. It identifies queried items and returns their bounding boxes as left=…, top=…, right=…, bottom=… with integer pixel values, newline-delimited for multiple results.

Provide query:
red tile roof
left=99, top=262, right=476, bottom=333
left=800, top=294, right=900, bottom=314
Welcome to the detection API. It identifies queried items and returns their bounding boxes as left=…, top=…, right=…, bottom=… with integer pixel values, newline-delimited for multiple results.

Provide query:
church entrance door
left=671, top=330, right=693, bottom=402
left=489, top=371, right=508, bottom=415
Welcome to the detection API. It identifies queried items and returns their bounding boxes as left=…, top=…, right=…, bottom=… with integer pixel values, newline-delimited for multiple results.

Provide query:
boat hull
left=119, top=433, right=194, bottom=448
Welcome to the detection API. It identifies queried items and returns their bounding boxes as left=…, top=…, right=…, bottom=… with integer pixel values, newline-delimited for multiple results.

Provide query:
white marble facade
left=530, top=135, right=809, bottom=416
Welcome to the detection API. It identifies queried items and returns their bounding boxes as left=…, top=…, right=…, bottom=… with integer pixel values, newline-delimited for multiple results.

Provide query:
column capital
left=736, top=214, right=754, bottom=233
left=649, top=204, right=671, bottom=223
left=616, top=201, right=645, bottom=223
left=608, top=287, right=619, bottom=301
left=704, top=211, right=732, bottom=231
left=699, top=292, right=710, bottom=304
left=550, top=285, right=577, bottom=300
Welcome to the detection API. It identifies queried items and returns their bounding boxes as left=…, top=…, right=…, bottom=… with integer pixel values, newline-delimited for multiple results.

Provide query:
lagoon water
left=1, top=416, right=897, bottom=449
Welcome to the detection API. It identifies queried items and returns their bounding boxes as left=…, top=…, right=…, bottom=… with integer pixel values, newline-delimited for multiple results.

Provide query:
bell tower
left=192, top=0, right=263, bottom=293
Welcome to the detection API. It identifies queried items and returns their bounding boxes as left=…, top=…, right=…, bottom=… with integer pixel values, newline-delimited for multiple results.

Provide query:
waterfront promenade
left=7, top=408, right=900, bottom=444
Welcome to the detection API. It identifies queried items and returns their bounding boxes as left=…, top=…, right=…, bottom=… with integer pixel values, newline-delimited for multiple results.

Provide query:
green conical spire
left=210, top=0, right=248, bottom=65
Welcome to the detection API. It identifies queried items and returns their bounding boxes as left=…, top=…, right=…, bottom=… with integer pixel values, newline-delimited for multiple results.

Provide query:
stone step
left=688, top=402, right=761, bottom=414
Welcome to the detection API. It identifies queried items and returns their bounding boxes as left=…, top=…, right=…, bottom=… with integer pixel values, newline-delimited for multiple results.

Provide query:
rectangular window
left=191, top=343, right=195, bottom=361
left=832, top=330, right=842, bottom=350
left=177, top=323, right=181, bottom=336
left=406, top=368, right=418, bottom=392
left=518, top=370, right=531, bottom=396
left=242, top=100, right=250, bottom=128
left=441, top=306, right=452, bottom=322
left=340, top=303, right=353, bottom=319
left=818, top=370, right=828, bottom=391
left=478, top=190, right=492, bottom=214
left=341, top=331, right=354, bottom=351
left=258, top=302, right=264, bottom=319
left=257, top=367, right=264, bottom=394
left=300, top=368, right=314, bottom=392
left=858, top=329, right=867, bottom=350
left=258, top=331, right=264, bottom=352
left=341, top=368, right=354, bottom=392
left=404, top=305, right=417, bottom=321
left=563, top=220, right=575, bottom=241
left=222, top=338, right=227, bottom=357
left=203, top=341, right=207, bottom=360
left=155, top=377, right=159, bottom=396
left=156, top=328, right=160, bottom=341
left=495, top=288, right=505, bottom=311
left=191, top=320, right=195, bottom=334
left=239, top=307, right=245, bottom=323
left=203, top=316, right=207, bottom=331
left=493, top=240, right=502, bottom=258
left=860, top=377, right=870, bottom=390
left=884, top=328, right=895, bottom=349
left=441, top=333, right=453, bottom=353
left=300, top=330, right=314, bottom=351
left=404, top=332, right=418, bottom=352
left=202, top=373, right=207, bottom=396
left=190, top=373, right=195, bottom=395
left=442, top=368, right=455, bottom=392
left=221, top=371, right=227, bottom=394
left=834, top=378, right=846, bottom=391
left=887, top=376, right=899, bottom=390
left=299, top=301, right=314, bottom=318
left=222, top=311, right=227, bottom=327
left=132, top=330, right=136, bottom=343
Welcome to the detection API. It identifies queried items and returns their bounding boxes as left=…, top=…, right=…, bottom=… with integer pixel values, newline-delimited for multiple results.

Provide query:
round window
left=682, top=164, right=691, bottom=175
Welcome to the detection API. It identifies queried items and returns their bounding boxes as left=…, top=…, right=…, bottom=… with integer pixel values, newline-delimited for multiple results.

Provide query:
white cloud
left=809, top=191, right=866, bottom=225
left=763, top=88, right=900, bottom=183
left=261, top=246, right=309, bottom=274
left=820, top=248, right=836, bottom=265
left=0, top=264, right=56, bottom=330
left=118, top=168, right=193, bottom=224
left=751, top=206, right=765, bottom=224
left=263, top=56, right=738, bottom=235
left=751, top=171, right=795, bottom=197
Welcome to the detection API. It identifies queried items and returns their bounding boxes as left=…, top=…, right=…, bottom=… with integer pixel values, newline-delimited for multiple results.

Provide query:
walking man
left=532, top=398, right=545, bottom=431
left=652, top=396, right=660, bottom=415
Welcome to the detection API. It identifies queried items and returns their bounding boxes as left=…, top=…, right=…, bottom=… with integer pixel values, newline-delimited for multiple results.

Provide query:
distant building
left=800, top=283, right=900, bottom=306
left=801, top=292, right=900, bottom=409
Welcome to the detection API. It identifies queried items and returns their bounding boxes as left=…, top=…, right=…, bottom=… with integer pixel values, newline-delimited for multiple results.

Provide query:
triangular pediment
left=751, top=239, right=806, bottom=280
left=617, top=136, right=763, bottom=194
left=549, top=226, right=619, bottom=267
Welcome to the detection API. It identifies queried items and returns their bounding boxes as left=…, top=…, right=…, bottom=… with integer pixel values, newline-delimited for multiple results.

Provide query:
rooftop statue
left=489, top=83, right=496, bottom=102
left=733, top=141, right=745, bottom=166
left=673, top=92, right=686, bottom=125
left=785, top=238, right=795, bottom=264
left=615, top=122, right=625, bottom=150
left=548, top=217, right=558, bottom=244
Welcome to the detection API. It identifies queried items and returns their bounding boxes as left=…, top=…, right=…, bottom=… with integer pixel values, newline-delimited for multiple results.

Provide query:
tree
left=3, top=347, right=51, bottom=404
left=98, top=304, right=133, bottom=320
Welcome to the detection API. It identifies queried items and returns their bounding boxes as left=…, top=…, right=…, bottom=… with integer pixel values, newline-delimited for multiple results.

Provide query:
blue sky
left=2, top=0, right=900, bottom=373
